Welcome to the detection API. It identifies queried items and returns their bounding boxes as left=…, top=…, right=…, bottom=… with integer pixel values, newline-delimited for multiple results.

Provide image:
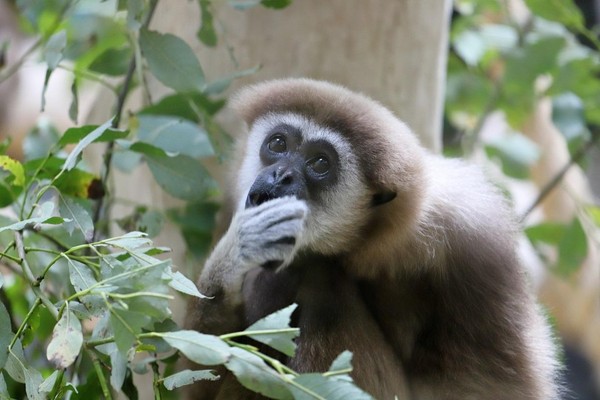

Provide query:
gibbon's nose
left=245, top=163, right=305, bottom=208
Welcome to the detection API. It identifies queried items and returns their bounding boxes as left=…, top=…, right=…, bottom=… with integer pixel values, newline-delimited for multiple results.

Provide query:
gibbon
left=186, top=78, right=560, bottom=399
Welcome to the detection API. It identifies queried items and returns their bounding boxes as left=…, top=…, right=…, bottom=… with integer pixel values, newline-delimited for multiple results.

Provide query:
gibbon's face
left=235, top=113, right=373, bottom=255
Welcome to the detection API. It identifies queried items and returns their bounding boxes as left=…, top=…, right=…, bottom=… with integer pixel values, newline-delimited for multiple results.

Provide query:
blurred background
left=1, top=0, right=599, bottom=398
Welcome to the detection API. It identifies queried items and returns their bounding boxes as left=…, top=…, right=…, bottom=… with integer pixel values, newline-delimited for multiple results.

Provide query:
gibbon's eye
left=267, top=135, right=287, bottom=153
left=306, top=155, right=330, bottom=175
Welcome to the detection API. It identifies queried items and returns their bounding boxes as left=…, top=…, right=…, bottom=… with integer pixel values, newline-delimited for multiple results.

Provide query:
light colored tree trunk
left=152, top=0, right=452, bottom=152
left=101, top=0, right=453, bottom=277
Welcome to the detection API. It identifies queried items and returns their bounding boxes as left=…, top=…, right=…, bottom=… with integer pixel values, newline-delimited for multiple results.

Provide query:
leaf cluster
left=447, top=0, right=600, bottom=278
left=1, top=0, right=371, bottom=398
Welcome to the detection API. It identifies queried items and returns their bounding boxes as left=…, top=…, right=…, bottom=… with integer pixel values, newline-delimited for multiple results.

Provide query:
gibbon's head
left=230, top=78, right=424, bottom=255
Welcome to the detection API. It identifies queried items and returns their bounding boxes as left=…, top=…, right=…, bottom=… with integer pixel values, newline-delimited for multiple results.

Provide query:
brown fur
left=186, top=79, right=560, bottom=399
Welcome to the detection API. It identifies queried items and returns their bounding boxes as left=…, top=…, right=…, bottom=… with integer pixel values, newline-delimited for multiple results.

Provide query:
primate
left=186, top=78, right=560, bottom=399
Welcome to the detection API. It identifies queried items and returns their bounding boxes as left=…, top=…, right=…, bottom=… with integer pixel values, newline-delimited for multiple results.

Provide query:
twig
left=13, top=231, right=59, bottom=319
left=89, top=349, right=113, bottom=400
left=91, top=0, right=161, bottom=241
left=152, top=361, right=163, bottom=400
left=520, top=131, right=600, bottom=222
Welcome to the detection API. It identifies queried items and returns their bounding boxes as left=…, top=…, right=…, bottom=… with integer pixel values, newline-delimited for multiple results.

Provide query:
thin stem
left=66, top=261, right=164, bottom=302
left=520, top=131, right=600, bottom=222
left=0, top=241, right=16, bottom=262
left=107, top=292, right=174, bottom=300
left=14, top=231, right=59, bottom=319
left=8, top=298, right=42, bottom=350
left=0, top=37, right=42, bottom=83
left=57, top=65, right=118, bottom=92
left=152, top=361, right=163, bottom=400
left=223, top=340, right=298, bottom=377
left=220, top=328, right=299, bottom=340
left=0, top=251, right=20, bottom=264
left=89, top=349, right=113, bottom=400
left=91, top=0, right=161, bottom=241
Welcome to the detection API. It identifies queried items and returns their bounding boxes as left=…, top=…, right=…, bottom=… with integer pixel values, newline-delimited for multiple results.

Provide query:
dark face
left=245, top=124, right=339, bottom=208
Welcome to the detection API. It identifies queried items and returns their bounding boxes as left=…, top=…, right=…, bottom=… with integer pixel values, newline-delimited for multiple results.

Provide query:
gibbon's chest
left=241, top=257, right=358, bottom=328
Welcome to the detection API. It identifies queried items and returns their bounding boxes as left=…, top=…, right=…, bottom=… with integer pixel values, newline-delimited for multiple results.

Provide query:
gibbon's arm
left=186, top=197, right=307, bottom=335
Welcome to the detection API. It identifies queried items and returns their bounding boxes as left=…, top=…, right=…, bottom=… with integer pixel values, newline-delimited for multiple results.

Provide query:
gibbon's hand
left=234, top=196, right=308, bottom=269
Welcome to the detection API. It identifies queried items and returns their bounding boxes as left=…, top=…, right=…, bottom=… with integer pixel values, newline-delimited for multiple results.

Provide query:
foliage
left=0, top=0, right=372, bottom=399
left=447, top=0, right=600, bottom=278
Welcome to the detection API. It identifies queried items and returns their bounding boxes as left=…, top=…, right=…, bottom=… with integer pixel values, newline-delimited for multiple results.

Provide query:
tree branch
left=520, top=130, right=600, bottom=222
left=91, top=0, right=160, bottom=241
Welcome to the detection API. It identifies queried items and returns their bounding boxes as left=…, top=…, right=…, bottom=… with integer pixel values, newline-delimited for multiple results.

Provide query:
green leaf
left=0, top=301, right=12, bottom=369
left=0, top=372, right=8, bottom=396
left=167, top=270, right=208, bottom=298
left=62, top=118, right=114, bottom=171
left=39, top=370, right=60, bottom=393
left=143, top=151, right=217, bottom=201
left=328, top=351, right=353, bottom=373
left=58, top=195, right=94, bottom=241
left=587, top=205, right=600, bottom=227
left=23, top=122, right=60, bottom=161
left=135, top=115, right=214, bottom=158
left=0, top=155, right=25, bottom=186
left=42, top=29, right=67, bottom=111
left=59, top=125, right=129, bottom=146
left=47, top=310, right=83, bottom=368
left=525, top=222, right=566, bottom=245
left=225, top=347, right=292, bottom=399
left=552, top=93, right=589, bottom=143
left=116, top=207, right=164, bottom=238
left=198, top=0, right=217, bottom=47
left=139, top=28, right=205, bottom=93
left=228, top=0, right=262, bottom=10
left=96, top=343, right=127, bottom=391
left=67, top=258, right=104, bottom=316
left=139, top=92, right=225, bottom=121
left=100, top=231, right=153, bottom=251
left=54, top=169, right=98, bottom=198
left=163, top=369, right=219, bottom=390
left=6, top=341, right=44, bottom=400
left=501, top=36, right=565, bottom=126
left=160, top=330, right=230, bottom=365
left=0, top=155, right=25, bottom=207
left=244, top=304, right=298, bottom=357
left=168, top=200, right=218, bottom=259
left=89, top=47, right=133, bottom=76
left=45, top=30, right=67, bottom=70
left=204, top=65, right=260, bottom=95
left=110, top=307, right=152, bottom=354
left=524, top=0, right=584, bottom=29
left=68, top=258, right=98, bottom=293
left=556, top=217, right=587, bottom=277
left=291, top=373, right=373, bottom=400
left=485, top=133, right=540, bottom=179
left=0, top=201, right=64, bottom=234
left=69, top=79, right=79, bottom=123
left=261, top=0, right=292, bottom=9
left=453, top=29, right=486, bottom=66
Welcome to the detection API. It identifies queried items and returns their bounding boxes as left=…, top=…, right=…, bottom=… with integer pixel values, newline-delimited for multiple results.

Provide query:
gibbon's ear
left=371, top=190, right=397, bottom=207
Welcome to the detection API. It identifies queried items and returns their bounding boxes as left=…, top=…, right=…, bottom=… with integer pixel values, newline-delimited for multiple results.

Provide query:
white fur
left=236, top=113, right=370, bottom=254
